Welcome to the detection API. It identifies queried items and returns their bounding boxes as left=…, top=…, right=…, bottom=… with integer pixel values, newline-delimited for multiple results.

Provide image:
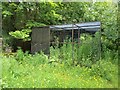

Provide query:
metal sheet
left=50, top=22, right=101, bottom=32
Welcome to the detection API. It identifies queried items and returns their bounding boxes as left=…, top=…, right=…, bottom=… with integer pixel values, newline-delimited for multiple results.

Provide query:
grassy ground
left=1, top=52, right=118, bottom=88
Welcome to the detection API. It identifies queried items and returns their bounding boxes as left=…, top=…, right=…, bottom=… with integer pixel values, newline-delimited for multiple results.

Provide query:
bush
left=90, top=60, right=118, bottom=82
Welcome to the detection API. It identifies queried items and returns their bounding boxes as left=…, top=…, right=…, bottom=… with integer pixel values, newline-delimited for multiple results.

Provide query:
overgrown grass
left=1, top=48, right=118, bottom=88
left=1, top=33, right=118, bottom=88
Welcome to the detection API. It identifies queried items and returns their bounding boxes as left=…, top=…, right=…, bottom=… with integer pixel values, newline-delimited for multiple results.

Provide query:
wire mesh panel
left=50, top=29, right=74, bottom=63
left=31, top=26, right=50, bottom=55
left=50, top=22, right=101, bottom=65
left=77, top=30, right=101, bottom=65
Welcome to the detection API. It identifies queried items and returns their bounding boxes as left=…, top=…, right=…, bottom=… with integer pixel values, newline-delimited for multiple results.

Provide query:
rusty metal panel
left=31, top=27, right=50, bottom=55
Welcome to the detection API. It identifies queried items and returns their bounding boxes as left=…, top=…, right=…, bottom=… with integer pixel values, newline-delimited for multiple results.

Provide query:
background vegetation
left=2, top=2, right=118, bottom=53
left=1, top=1, right=119, bottom=88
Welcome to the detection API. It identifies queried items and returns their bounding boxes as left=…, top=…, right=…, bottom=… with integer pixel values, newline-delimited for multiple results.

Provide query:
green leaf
left=2, top=10, right=13, bottom=16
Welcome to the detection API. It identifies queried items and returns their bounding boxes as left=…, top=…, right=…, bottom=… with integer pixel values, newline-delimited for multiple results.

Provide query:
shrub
left=90, top=60, right=118, bottom=82
left=9, top=29, right=32, bottom=42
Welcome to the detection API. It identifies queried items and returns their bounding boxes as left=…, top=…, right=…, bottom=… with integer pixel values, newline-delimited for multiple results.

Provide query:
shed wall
left=31, top=27, right=50, bottom=55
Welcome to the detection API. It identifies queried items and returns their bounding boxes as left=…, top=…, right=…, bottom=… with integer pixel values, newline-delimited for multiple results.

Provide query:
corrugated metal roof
left=50, top=21, right=101, bottom=32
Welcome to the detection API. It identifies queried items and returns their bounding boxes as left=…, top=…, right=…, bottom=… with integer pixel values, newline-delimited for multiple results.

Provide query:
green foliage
left=9, top=29, right=31, bottom=41
left=2, top=10, right=13, bottom=17
left=50, top=32, right=101, bottom=67
left=2, top=34, right=14, bottom=51
left=90, top=60, right=118, bottom=82
left=83, top=2, right=118, bottom=50
left=1, top=49, right=118, bottom=88
left=13, top=48, right=48, bottom=65
left=15, top=48, right=25, bottom=61
left=26, top=21, right=46, bottom=28
left=2, top=2, right=118, bottom=57
left=1, top=2, right=118, bottom=88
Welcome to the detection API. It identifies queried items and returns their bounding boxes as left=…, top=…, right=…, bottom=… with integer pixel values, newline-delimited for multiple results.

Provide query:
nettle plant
left=9, top=29, right=31, bottom=42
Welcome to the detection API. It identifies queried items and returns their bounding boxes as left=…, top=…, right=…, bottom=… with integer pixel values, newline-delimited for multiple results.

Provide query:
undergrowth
left=1, top=47, right=118, bottom=88
left=1, top=33, right=118, bottom=88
